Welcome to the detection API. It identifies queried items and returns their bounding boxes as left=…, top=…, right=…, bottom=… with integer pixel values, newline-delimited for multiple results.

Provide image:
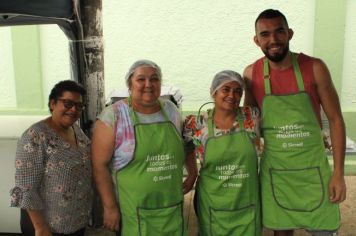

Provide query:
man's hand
left=328, top=173, right=346, bottom=203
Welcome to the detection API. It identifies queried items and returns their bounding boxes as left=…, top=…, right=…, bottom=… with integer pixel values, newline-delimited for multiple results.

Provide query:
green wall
left=314, top=0, right=346, bottom=94
left=314, top=0, right=355, bottom=141
left=2, top=25, right=47, bottom=115
left=343, top=112, right=356, bottom=141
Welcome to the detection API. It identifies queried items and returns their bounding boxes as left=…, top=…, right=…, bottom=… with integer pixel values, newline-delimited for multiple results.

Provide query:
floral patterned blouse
left=10, top=120, right=92, bottom=234
left=183, top=106, right=260, bottom=163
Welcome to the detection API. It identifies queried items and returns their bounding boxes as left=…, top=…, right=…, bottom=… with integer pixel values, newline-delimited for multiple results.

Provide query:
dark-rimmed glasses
left=57, top=99, right=85, bottom=111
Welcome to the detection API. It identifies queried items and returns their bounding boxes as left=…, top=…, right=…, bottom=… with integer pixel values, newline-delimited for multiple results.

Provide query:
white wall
left=103, top=0, right=315, bottom=110
left=4, top=0, right=356, bottom=112
left=0, top=138, right=21, bottom=233
left=0, top=115, right=46, bottom=233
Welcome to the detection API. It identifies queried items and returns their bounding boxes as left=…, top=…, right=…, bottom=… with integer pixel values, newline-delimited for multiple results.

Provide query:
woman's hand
left=103, top=206, right=120, bottom=232
left=183, top=151, right=198, bottom=194
left=35, top=224, right=52, bottom=236
left=183, top=174, right=197, bottom=194
left=26, top=209, right=52, bottom=236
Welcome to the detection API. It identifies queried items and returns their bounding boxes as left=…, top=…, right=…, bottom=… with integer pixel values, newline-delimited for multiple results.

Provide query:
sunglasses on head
left=57, top=98, right=85, bottom=111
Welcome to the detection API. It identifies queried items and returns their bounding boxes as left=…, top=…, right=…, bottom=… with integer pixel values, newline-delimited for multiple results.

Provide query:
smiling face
left=254, top=16, right=293, bottom=62
left=129, top=66, right=161, bottom=112
left=50, top=91, right=83, bottom=128
left=213, top=81, right=242, bottom=112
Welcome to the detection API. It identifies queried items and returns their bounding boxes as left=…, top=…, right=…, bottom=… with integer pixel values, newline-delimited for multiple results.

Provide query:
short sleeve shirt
left=98, top=98, right=182, bottom=171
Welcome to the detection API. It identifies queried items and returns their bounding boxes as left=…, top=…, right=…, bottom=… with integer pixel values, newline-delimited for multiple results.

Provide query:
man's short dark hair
left=255, top=9, right=289, bottom=28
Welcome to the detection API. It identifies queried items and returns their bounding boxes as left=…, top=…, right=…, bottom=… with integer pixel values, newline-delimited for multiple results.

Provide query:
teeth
left=269, top=46, right=281, bottom=51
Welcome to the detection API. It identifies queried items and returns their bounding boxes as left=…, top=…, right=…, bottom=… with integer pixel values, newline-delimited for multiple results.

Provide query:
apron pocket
left=210, top=205, right=255, bottom=236
left=137, top=202, right=184, bottom=236
left=270, top=167, right=324, bottom=212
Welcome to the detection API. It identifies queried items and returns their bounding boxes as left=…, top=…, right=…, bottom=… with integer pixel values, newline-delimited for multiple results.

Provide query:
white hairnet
left=210, top=70, right=244, bottom=96
left=125, top=59, right=162, bottom=87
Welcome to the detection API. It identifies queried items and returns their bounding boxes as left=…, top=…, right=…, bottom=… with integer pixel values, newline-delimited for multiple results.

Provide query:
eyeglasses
left=57, top=99, right=85, bottom=111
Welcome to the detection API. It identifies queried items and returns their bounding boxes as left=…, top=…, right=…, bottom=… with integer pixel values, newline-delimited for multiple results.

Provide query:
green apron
left=116, top=99, right=186, bottom=236
left=260, top=54, right=340, bottom=230
left=197, top=109, right=261, bottom=236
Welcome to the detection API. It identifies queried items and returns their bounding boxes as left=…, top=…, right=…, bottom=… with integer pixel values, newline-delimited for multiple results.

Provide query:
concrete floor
left=86, top=176, right=356, bottom=236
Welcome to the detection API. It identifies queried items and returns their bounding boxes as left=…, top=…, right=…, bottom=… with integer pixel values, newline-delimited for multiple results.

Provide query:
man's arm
left=91, top=120, right=120, bottom=231
left=243, top=64, right=258, bottom=107
left=313, top=58, right=346, bottom=203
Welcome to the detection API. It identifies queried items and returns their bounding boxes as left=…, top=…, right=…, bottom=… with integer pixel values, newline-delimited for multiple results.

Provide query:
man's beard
left=263, top=44, right=290, bottom=62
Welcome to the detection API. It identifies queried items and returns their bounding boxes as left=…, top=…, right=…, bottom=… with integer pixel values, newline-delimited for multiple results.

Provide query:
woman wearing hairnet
left=183, top=70, right=261, bottom=235
left=92, top=60, right=197, bottom=236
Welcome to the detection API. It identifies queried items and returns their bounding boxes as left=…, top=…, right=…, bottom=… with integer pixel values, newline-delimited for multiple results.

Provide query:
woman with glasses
left=91, top=59, right=197, bottom=236
left=10, top=80, right=92, bottom=236
left=183, top=70, right=261, bottom=235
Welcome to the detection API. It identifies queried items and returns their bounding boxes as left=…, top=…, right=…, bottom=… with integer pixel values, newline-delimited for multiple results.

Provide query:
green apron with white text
left=260, top=54, right=340, bottom=231
left=197, top=109, right=261, bottom=236
left=116, top=99, right=186, bottom=236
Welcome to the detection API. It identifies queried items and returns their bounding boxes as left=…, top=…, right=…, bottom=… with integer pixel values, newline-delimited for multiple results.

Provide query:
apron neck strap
left=207, top=109, right=214, bottom=137
left=263, top=59, right=272, bottom=95
left=263, top=53, right=305, bottom=95
left=207, top=108, right=244, bottom=137
left=236, top=109, right=245, bottom=131
left=128, top=97, right=168, bottom=124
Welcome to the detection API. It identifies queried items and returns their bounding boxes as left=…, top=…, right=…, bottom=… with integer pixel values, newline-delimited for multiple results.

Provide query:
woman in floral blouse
left=183, top=70, right=262, bottom=235
left=10, top=80, right=92, bottom=236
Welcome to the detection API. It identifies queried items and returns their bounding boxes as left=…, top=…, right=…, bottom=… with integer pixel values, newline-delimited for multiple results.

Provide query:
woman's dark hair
left=48, top=80, right=86, bottom=112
